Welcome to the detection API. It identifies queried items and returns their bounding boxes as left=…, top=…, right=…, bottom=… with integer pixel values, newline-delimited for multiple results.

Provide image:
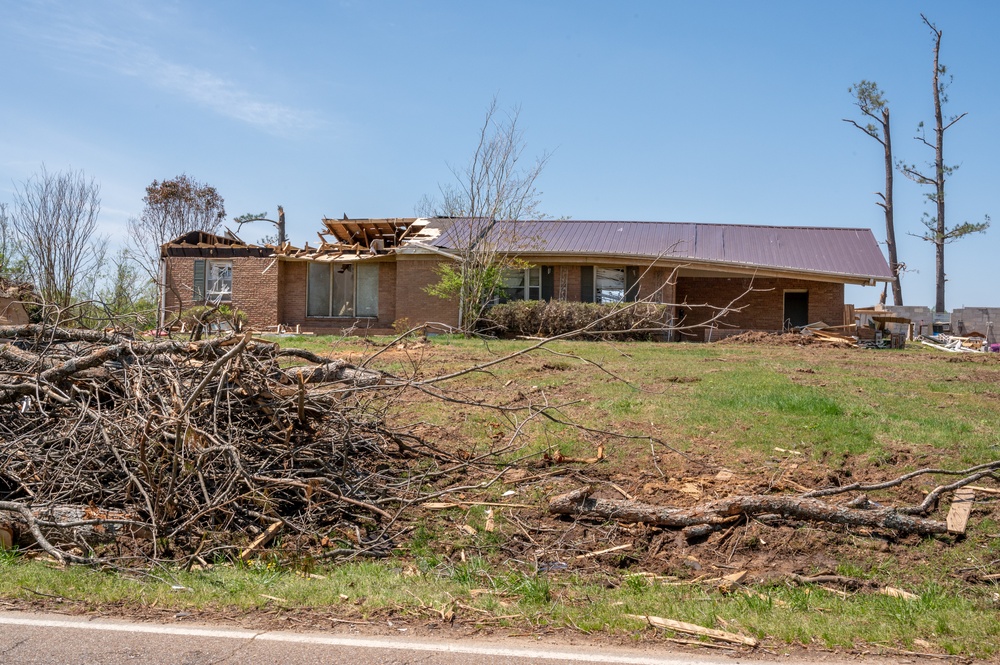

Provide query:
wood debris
left=549, top=487, right=951, bottom=537
left=946, top=488, right=975, bottom=535
left=627, top=614, right=758, bottom=647
left=0, top=324, right=438, bottom=565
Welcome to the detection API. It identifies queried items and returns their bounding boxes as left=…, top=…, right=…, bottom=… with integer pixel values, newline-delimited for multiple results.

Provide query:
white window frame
left=306, top=262, right=379, bottom=318
left=206, top=260, right=232, bottom=302
left=497, top=266, right=541, bottom=302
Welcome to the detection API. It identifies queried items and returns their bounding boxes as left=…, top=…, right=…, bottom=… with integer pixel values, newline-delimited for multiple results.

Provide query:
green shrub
left=180, top=304, right=247, bottom=335
left=479, top=300, right=671, bottom=340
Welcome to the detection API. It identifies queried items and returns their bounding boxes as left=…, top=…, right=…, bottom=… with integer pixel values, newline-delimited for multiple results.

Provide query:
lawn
left=3, top=333, right=1000, bottom=658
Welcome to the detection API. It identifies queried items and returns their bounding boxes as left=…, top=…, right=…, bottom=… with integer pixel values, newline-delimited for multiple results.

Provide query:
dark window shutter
left=625, top=266, right=640, bottom=302
left=193, top=259, right=206, bottom=302
left=580, top=266, right=594, bottom=303
left=541, top=266, right=554, bottom=301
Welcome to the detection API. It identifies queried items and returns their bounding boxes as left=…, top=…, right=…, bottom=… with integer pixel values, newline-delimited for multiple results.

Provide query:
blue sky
left=2, top=0, right=997, bottom=310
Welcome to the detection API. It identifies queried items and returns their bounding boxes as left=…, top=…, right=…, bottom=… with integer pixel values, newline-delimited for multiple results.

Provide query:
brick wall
left=278, top=260, right=398, bottom=334
left=675, top=276, right=844, bottom=340
left=395, top=257, right=460, bottom=329
left=636, top=267, right=676, bottom=304
left=163, top=255, right=278, bottom=330
left=233, top=257, right=279, bottom=328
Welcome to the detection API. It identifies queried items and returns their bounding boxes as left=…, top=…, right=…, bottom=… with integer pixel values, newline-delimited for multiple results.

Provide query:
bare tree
left=0, top=203, right=19, bottom=279
left=422, top=98, right=550, bottom=330
left=899, top=15, right=989, bottom=313
left=127, top=174, right=226, bottom=278
left=11, top=167, right=105, bottom=309
left=844, top=81, right=903, bottom=306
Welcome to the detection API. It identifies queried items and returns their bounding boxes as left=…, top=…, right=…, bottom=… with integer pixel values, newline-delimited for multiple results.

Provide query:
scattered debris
left=919, top=334, right=999, bottom=353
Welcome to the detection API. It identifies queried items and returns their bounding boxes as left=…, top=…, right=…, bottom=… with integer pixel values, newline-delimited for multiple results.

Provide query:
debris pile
left=0, top=324, right=418, bottom=566
left=919, top=333, right=1000, bottom=353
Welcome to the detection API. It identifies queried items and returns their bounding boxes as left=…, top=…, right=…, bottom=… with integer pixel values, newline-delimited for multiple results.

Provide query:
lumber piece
left=576, top=543, right=632, bottom=559
left=966, top=485, right=1000, bottom=495
left=879, top=586, right=919, bottom=601
left=946, top=488, right=975, bottom=535
left=240, top=521, right=282, bottom=562
left=548, top=487, right=949, bottom=535
left=626, top=614, right=758, bottom=647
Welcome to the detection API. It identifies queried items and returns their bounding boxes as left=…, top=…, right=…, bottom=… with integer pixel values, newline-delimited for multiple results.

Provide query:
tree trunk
left=931, top=24, right=948, bottom=314
left=548, top=487, right=949, bottom=535
left=882, top=107, right=903, bottom=306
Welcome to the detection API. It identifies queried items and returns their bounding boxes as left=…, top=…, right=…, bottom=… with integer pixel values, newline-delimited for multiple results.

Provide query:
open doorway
left=783, top=291, right=809, bottom=329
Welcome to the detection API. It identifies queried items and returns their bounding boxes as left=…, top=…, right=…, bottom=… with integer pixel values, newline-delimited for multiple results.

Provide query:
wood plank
left=946, top=488, right=975, bottom=535
left=239, top=521, right=282, bottom=562
left=626, top=614, right=758, bottom=647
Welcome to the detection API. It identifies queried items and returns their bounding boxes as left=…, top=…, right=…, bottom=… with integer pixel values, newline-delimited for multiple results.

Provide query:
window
left=595, top=267, right=626, bottom=304
left=206, top=261, right=232, bottom=302
left=307, top=262, right=379, bottom=317
left=193, top=259, right=232, bottom=302
left=498, top=266, right=541, bottom=302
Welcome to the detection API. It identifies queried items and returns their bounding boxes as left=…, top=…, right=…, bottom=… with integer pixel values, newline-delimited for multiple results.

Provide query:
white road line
left=0, top=614, right=732, bottom=664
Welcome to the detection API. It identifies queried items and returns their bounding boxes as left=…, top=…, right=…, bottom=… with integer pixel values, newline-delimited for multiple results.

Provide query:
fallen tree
left=547, top=463, right=999, bottom=538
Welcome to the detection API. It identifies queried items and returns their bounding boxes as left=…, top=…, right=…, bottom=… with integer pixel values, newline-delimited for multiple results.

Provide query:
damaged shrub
left=480, top=300, right=671, bottom=340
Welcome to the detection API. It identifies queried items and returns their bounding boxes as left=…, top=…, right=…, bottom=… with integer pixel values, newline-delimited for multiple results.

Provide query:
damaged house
left=159, top=217, right=892, bottom=339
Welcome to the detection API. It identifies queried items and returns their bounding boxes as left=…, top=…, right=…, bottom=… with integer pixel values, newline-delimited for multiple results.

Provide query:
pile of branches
left=0, top=324, right=417, bottom=566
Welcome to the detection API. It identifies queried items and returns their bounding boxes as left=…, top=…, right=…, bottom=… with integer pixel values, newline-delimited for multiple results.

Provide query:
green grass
left=5, top=551, right=996, bottom=656
left=5, top=337, right=1000, bottom=655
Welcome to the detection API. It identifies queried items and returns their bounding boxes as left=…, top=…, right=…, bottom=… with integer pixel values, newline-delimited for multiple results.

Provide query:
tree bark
left=930, top=22, right=947, bottom=314
left=882, top=107, right=903, bottom=306
left=548, top=487, right=949, bottom=535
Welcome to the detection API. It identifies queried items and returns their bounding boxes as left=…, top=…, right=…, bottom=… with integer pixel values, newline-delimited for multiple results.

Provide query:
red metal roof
left=427, top=219, right=892, bottom=281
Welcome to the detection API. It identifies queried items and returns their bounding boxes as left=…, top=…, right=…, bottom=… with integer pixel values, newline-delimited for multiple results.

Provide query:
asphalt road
left=0, top=611, right=758, bottom=665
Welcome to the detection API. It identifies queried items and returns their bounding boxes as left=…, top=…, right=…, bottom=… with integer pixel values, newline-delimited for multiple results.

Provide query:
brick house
left=159, top=218, right=892, bottom=339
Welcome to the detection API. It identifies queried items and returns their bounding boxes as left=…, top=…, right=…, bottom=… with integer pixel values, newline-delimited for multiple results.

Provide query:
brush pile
left=0, top=324, right=413, bottom=566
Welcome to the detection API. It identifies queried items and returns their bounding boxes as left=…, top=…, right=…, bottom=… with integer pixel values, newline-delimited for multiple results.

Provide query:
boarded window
left=595, top=267, right=626, bottom=304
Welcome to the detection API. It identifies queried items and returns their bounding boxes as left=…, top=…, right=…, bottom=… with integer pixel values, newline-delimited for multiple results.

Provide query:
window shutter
left=625, top=266, right=640, bottom=302
left=541, top=266, right=554, bottom=301
left=580, top=266, right=594, bottom=303
left=193, top=260, right=206, bottom=302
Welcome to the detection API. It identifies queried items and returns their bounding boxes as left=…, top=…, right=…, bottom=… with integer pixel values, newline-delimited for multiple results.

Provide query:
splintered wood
left=626, top=614, right=758, bottom=647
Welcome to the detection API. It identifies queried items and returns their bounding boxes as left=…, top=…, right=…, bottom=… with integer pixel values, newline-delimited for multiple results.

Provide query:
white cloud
left=13, top=3, right=322, bottom=137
